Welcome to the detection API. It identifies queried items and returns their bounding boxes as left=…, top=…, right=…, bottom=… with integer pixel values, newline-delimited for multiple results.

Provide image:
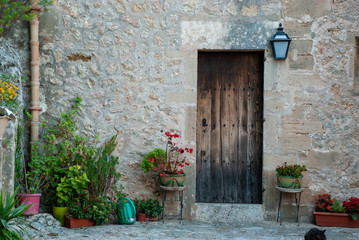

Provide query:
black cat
left=304, top=228, right=326, bottom=240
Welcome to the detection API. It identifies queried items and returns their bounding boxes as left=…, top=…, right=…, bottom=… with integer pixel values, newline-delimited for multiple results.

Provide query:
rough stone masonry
left=2, top=0, right=358, bottom=223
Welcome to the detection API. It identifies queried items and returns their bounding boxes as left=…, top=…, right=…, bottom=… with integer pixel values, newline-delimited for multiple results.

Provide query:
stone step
left=193, top=203, right=264, bottom=223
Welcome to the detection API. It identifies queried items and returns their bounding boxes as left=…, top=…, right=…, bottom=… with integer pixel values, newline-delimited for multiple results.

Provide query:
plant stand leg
left=162, top=190, right=166, bottom=223
left=179, top=190, right=183, bottom=224
left=277, top=191, right=282, bottom=224
left=295, top=192, right=302, bottom=226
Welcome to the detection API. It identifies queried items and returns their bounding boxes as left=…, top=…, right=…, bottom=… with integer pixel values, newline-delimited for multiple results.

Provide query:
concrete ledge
left=193, top=203, right=264, bottom=223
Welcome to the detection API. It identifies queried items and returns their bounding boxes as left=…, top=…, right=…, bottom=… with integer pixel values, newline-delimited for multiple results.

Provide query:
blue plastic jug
left=116, top=197, right=136, bottom=224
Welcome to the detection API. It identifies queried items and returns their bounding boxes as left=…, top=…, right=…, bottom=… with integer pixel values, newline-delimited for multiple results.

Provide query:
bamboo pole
left=29, top=1, right=42, bottom=143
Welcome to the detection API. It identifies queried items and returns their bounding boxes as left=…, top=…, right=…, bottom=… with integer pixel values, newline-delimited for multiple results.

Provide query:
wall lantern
left=270, top=23, right=291, bottom=60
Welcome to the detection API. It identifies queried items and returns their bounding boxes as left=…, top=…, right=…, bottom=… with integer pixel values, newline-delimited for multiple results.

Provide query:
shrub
left=67, top=190, right=112, bottom=225
left=86, top=135, right=121, bottom=197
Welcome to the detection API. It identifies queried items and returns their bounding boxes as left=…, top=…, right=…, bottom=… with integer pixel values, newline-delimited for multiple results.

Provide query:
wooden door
left=196, top=51, right=263, bottom=204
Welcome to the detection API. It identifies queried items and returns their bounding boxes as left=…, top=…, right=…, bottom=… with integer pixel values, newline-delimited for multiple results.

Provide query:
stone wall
left=5, top=0, right=358, bottom=222
left=0, top=117, right=17, bottom=197
left=0, top=38, right=27, bottom=197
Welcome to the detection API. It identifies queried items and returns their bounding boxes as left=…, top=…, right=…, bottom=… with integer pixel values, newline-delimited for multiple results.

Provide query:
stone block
left=282, top=0, right=331, bottom=18
left=193, top=203, right=264, bottom=223
left=263, top=114, right=280, bottom=152
left=289, top=55, right=314, bottom=70
left=299, top=187, right=316, bottom=205
left=305, top=150, right=340, bottom=169
left=166, top=91, right=196, bottom=103
left=283, top=22, right=312, bottom=39
left=286, top=72, right=325, bottom=90
left=293, top=91, right=319, bottom=104
left=264, top=90, right=291, bottom=99
left=181, top=21, right=228, bottom=49
left=185, top=106, right=196, bottom=142
left=263, top=154, right=296, bottom=170
left=279, top=132, right=311, bottom=150
left=264, top=99, right=291, bottom=113
left=263, top=170, right=278, bottom=212
left=0, top=117, right=17, bottom=197
left=282, top=120, right=325, bottom=134
left=39, top=8, right=62, bottom=36
left=263, top=59, right=278, bottom=90
left=183, top=57, right=197, bottom=90
left=290, top=40, right=313, bottom=55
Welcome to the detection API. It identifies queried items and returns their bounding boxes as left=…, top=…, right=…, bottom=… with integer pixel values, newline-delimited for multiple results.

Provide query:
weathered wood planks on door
left=196, top=51, right=264, bottom=204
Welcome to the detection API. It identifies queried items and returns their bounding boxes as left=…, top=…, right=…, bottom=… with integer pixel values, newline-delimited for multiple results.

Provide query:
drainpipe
left=29, top=0, right=42, bottom=143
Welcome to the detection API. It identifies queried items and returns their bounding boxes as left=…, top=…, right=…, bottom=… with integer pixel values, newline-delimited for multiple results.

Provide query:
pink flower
left=154, top=168, right=158, bottom=171
left=160, top=173, right=164, bottom=176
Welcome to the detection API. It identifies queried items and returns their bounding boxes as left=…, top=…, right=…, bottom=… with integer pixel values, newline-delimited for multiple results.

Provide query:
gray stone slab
left=23, top=214, right=359, bottom=240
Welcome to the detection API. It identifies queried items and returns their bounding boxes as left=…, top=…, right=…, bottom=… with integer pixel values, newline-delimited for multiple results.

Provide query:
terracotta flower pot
left=65, top=216, right=95, bottom=228
left=146, top=215, right=159, bottom=221
left=314, top=211, right=359, bottom=228
left=136, top=213, right=146, bottom=222
left=160, top=173, right=186, bottom=187
left=17, top=193, right=41, bottom=215
left=277, top=175, right=303, bottom=189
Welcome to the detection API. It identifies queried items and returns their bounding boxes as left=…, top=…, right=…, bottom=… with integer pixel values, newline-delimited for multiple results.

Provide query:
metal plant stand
left=160, top=186, right=186, bottom=224
left=276, top=186, right=303, bottom=226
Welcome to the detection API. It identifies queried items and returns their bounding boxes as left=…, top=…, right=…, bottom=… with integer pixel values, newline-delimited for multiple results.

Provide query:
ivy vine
left=0, top=0, right=52, bottom=36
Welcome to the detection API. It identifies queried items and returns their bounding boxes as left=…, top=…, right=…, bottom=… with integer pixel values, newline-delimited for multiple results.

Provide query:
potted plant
left=133, top=198, right=163, bottom=221
left=275, top=162, right=307, bottom=188
left=16, top=142, right=50, bottom=215
left=30, top=98, right=95, bottom=226
left=133, top=198, right=147, bottom=222
left=313, top=193, right=359, bottom=228
left=65, top=190, right=112, bottom=228
left=140, top=132, right=193, bottom=187
left=143, top=198, right=163, bottom=221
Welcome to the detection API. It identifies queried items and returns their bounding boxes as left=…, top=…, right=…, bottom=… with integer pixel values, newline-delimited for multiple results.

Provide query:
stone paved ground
left=24, top=214, right=359, bottom=240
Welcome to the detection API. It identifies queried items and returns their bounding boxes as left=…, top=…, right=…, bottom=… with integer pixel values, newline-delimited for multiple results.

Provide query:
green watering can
left=115, top=197, right=136, bottom=224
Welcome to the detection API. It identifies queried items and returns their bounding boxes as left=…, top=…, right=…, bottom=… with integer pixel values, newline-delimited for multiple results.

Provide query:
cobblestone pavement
left=25, top=215, right=359, bottom=240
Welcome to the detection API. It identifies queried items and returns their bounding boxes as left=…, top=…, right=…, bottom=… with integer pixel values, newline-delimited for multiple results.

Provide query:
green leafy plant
left=140, top=132, right=193, bottom=175
left=139, top=148, right=166, bottom=174
left=133, top=198, right=163, bottom=217
left=275, top=162, right=307, bottom=178
left=56, top=165, right=89, bottom=207
left=0, top=0, right=53, bottom=36
left=31, top=97, right=96, bottom=206
left=330, top=199, right=346, bottom=213
left=67, top=190, right=112, bottom=225
left=0, top=188, right=31, bottom=240
left=133, top=198, right=145, bottom=214
left=86, top=135, right=121, bottom=197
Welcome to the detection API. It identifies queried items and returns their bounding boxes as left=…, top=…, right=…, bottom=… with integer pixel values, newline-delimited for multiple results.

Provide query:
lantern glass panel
left=273, top=41, right=289, bottom=59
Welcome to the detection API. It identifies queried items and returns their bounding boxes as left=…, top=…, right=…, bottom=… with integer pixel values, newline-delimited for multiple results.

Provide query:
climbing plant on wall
left=0, top=0, right=52, bottom=36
